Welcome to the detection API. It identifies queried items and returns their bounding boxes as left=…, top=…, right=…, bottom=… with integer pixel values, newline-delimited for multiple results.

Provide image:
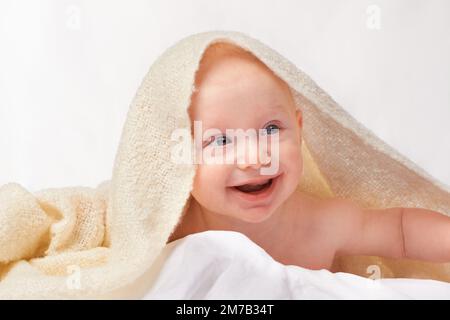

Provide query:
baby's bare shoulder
left=286, top=194, right=362, bottom=269
left=297, top=193, right=361, bottom=222
left=297, top=194, right=364, bottom=252
left=315, top=196, right=364, bottom=231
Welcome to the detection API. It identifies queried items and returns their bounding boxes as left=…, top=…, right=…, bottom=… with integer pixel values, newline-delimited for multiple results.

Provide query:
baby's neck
left=168, top=188, right=314, bottom=252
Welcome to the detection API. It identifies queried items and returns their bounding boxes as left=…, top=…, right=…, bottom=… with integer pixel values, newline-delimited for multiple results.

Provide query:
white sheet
left=143, top=230, right=450, bottom=299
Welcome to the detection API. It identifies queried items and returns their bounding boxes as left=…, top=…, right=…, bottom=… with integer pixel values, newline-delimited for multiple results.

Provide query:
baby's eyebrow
left=258, top=103, right=282, bottom=112
left=268, top=103, right=284, bottom=110
left=260, top=104, right=291, bottom=118
left=194, top=104, right=290, bottom=132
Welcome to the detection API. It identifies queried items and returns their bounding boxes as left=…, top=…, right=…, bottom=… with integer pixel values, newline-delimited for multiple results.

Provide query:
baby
left=168, top=42, right=450, bottom=272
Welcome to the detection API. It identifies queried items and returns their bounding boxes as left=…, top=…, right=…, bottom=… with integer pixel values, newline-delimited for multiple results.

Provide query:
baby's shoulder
left=295, top=193, right=363, bottom=244
left=300, top=193, right=360, bottom=217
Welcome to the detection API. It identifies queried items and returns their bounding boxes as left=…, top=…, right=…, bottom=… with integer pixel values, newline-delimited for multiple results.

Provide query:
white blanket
left=144, top=231, right=450, bottom=299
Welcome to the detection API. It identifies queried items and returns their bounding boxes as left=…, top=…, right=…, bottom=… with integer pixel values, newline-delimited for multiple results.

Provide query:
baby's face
left=189, top=50, right=303, bottom=223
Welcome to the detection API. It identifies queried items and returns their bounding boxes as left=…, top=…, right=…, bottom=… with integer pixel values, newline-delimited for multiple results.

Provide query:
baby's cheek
left=280, top=141, right=303, bottom=179
left=280, top=139, right=302, bottom=164
left=193, top=165, right=228, bottom=199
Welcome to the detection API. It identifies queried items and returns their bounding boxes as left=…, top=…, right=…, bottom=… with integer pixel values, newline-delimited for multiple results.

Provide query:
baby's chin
left=226, top=203, right=280, bottom=224
left=237, top=212, right=276, bottom=224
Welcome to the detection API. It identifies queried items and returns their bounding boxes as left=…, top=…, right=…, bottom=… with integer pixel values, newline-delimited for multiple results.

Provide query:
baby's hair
left=193, top=41, right=272, bottom=92
left=191, top=41, right=299, bottom=115
left=200, top=41, right=262, bottom=67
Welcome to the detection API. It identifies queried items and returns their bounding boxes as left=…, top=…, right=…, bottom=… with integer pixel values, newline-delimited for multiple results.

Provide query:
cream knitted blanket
left=1, top=30, right=449, bottom=299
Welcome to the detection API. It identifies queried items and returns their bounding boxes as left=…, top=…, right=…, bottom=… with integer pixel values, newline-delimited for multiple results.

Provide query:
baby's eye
left=214, top=135, right=232, bottom=146
left=204, top=135, right=232, bottom=147
left=263, top=124, right=280, bottom=135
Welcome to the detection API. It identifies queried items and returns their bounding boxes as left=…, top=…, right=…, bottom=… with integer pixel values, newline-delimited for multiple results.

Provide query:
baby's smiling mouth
left=234, top=179, right=273, bottom=193
left=228, top=173, right=281, bottom=195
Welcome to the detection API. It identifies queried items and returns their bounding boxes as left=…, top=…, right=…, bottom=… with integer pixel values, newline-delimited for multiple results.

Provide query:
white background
left=0, top=0, right=449, bottom=192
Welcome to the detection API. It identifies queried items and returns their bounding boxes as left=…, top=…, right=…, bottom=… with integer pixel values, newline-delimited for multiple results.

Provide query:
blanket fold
left=0, top=30, right=449, bottom=299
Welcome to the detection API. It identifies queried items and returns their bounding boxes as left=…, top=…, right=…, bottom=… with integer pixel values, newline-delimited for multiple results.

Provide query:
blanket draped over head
left=1, top=30, right=449, bottom=299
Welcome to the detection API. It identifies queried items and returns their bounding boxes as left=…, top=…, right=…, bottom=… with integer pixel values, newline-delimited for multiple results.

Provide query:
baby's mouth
left=233, top=179, right=273, bottom=194
left=228, top=173, right=282, bottom=202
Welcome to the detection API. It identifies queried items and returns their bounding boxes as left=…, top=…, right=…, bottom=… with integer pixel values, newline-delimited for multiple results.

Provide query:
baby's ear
left=295, top=109, right=303, bottom=128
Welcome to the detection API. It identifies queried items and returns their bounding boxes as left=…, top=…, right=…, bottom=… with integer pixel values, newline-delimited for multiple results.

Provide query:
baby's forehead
left=189, top=42, right=297, bottom=118
left=189, top=98, right=296, bottom=129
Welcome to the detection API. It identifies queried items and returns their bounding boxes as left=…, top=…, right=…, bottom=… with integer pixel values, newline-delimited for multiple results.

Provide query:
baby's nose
left=236, top=142, right=271, bottom=170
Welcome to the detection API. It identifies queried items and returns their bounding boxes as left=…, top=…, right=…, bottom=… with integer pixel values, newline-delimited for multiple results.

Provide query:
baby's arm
left=398, top=207, right=450, bottom=262
left=330, top=199, right=450, bottom=262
